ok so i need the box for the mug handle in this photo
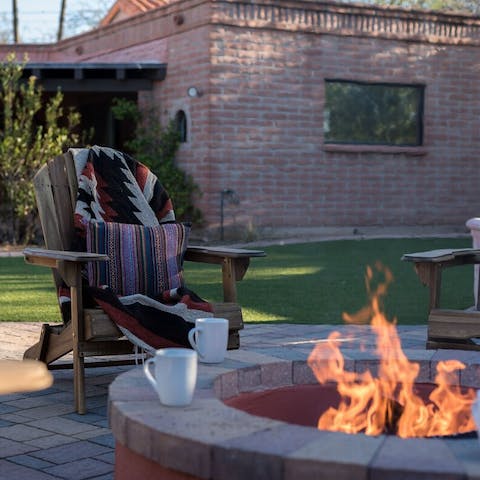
[188,327,204,360]
[143,357,157,389]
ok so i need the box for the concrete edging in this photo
[108,324,480,480]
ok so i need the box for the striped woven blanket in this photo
[59,146,212,350]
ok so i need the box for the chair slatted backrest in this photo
[33,152,78,293]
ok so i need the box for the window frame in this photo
[323,79,425,148]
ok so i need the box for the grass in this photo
[0,236,474,325]
[0,256,62,322]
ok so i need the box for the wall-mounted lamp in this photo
[187,86,203,98]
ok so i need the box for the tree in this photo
[0,1,112,44]
[0,11,11,43]
[0,53,81,244]
[356,0,480,14]
[11,0,18,42]
[63,1,112,38]
[58,0,67,41]
[111,98,203,225]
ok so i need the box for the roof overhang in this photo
[21,62,167,92]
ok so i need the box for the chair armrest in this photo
[184,245,265,303]
[185,245,265,263]
[184,245,265,281]
[402,248,480,311]
[402,248,480,263]
[23,247,109,268]
[23,247,109,289]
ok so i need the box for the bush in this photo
[111,97,202,224]
[0,53,81,244]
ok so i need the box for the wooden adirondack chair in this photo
[23,151,265,413]
[402,248,480,350]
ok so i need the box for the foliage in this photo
[359,0,480,14]
[63,1,113,39]
[0,12,10,43]
[111,97,202,224]
[0,1,112,43]
[325,81,422,146]
[0,53,81,244]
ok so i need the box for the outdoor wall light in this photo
[187,86,203,98]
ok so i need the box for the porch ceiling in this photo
[22,62,167,92]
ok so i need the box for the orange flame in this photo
[307,263,476,438]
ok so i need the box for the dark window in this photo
[324,80,424,146]
[175,110,187,143]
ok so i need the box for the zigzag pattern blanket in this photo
[72,145,175,241]
[60,146,212,351]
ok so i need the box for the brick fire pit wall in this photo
[108,324,480,480]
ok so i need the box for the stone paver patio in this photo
[1,322,480,479]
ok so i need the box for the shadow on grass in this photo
[186,237,474,325]
[1,236,475,325]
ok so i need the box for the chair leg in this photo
[73,353,86,414]
[69,267,86,414]
[221,257,237,303]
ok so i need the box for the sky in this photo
[0,0,116,43]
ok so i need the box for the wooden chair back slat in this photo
[47,154,76,252]
[33,153,80,299]
[33,163,62,251]
[64,151,79,213]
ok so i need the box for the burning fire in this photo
[307,262,476,438]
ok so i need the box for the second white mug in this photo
[143,347,197,406]
[188,317,229,363]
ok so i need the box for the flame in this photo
[307,263,476,438]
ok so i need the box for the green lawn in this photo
[0,256,62,322]
[0,236,474,325]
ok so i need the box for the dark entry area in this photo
[62,92,137,149]
[23,62,167,150]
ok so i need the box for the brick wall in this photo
[3,0,480,239]
[201,1,480,237]
[205,26,480,233]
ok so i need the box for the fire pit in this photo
[109,324,480,480]
[299,264,477,439]
[224,382,476,437]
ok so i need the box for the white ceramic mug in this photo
[143,348,197,406]
[188,317,229,363]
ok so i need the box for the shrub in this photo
[111,97,202,225]
[0,53,81,244]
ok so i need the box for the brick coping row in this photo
[108,325,480,480]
